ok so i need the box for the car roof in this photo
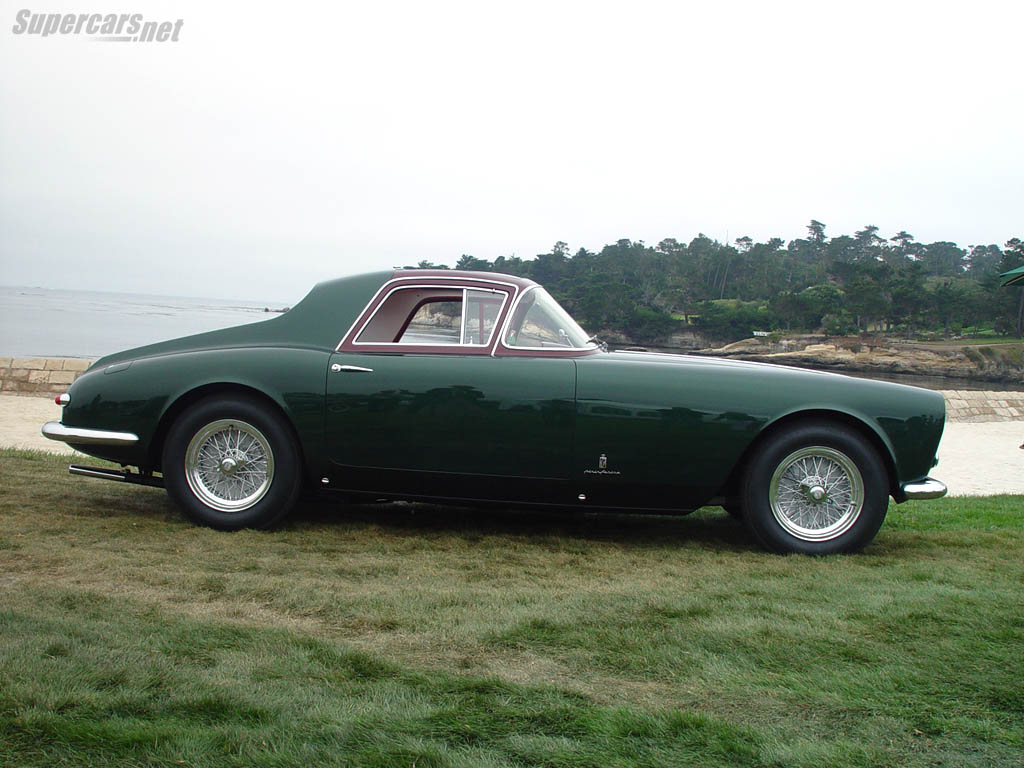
[92,269,540,366]
[391,269,537,290]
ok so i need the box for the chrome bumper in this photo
[901,477,947,500]
[41,421,139,447]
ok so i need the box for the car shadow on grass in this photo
[47,482,755,552]
[289,498,757,551]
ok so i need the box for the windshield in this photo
[503,288,595,349]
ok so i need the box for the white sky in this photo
[1,0,1021,304]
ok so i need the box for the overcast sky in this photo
[1,0,1021,304]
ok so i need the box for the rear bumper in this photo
[901,477,947,500]
[41,421,139,447]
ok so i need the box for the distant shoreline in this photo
[0,284,290,308]
[0,285,283,360]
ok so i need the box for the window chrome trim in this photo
[346,286,512,352]
[496,285,598,353]
[458,288,466,345]
[337,276,519,353]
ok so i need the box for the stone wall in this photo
[938,391,1024,423]
[2,357,1024,423]
[0,357,94,396]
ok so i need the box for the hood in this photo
[608,349,838,377]
[599,349,941,400]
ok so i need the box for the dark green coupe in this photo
[42,270,947,554]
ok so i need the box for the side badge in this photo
[585,453,621,476]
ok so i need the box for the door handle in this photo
[331,364,374,373]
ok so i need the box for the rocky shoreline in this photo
[682,335,1024,386]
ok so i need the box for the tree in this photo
[887,231,919,265]
[658,238,698,323]
[928,279,972,337]
[855,225,882,243]
[890,230,915,251]
[853,225,885,263]
[389,224,1019,343]
[966,244,1004,280]
[889,262,928,336]
[455,255,490,271]
[918,241,966,277]
[800,284,845,329]
[842,261,891,331]
[999,238,1024,336]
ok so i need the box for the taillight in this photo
[56,393,70,406]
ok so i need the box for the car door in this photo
[324,280,577,502]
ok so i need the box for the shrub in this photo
[693,300,777,342]
[962,347,985,367]
[622,307,682,343]
[822,311,857,336]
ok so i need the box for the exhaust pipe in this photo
[69,464,164,488]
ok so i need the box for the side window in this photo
[462,290,504,345]
[356,288,462,343]
[400,299,461,344]
[354,286,508,347]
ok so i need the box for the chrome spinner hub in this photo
[800,477,827,503]
[768,446,866,542]
[184,419,275,513]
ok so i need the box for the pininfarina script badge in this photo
[584,453,621,476]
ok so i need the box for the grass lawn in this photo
[1,448,1022,767]
[915,338,1023,346]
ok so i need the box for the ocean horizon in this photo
[0,285,290,359]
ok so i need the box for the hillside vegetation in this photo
[414,224,1024,344]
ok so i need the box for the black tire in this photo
[741,420,889,555]
[162,395,303,530]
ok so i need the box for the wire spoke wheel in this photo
[184,419,275,512]
[768,446,864,542]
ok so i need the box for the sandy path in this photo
[2,393,1021,497]
[2,393,80,454]
[934,422,1024,496]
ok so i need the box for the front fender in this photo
[759,387,944,487]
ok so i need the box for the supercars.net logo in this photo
[11,9,184,42]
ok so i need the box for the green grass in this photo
[2,448,1023,766]
[915,337,1023,347]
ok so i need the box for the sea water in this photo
[0,285,287,359]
